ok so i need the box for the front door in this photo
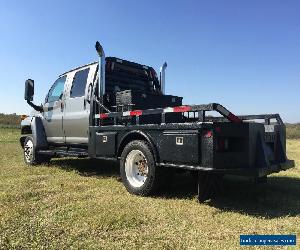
[42,75,67,144]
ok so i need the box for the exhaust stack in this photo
[159,62,167,94]
[95,41,105,101]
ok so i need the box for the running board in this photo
[38,149,88,158]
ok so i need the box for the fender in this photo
[31,117,48,149]
[117,130,160,162]
[20,116,48,150]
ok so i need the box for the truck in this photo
[20,41,294,202]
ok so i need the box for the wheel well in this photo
[21,126,32,135]
[117,132,158,161]
[20,126,32,148]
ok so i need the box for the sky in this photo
[0,0,299,122]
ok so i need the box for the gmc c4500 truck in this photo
[20,41,294,202]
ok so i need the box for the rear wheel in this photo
[23,137,51,165]
[120,140,160,196]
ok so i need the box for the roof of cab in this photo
[59,61,97,77]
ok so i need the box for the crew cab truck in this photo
[20,41,294,202]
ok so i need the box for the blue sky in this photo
[0,0,299,122]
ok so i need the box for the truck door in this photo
[42,75,67,144]
[63,64,97,144]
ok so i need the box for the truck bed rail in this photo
[205,113,283,125]
[95,103,243,125]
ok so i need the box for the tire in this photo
[23,136,51,165]
[120,140,160,196]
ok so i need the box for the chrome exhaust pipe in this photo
[95,41,105,101]
[160,62,167,94]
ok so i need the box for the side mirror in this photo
[25,79,34,101]
[24,79,42,112]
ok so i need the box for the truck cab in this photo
[23,55,169,147]
[42,63,97,145]
[41,63,92,145]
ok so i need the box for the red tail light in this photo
[204,130,213,138]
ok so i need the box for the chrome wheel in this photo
[24,139,34,163]
[125,150,148,188]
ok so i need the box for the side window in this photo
[46,76,66,103]
[70,68,90,98]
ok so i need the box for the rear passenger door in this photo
[63,65,95,144]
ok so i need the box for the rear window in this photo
[70,68,90,98]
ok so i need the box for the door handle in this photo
[84,99,86,110]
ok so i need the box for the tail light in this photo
[204,130,213,138]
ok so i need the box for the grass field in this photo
[0,127,299,249]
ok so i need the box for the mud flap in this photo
[275,131,287,163]
[256,132,270,169]
[255,131,287,176]
[197,172,223,202]
[31,117,48,150]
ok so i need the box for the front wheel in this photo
[23,137,51,165]
[120,140,160,196]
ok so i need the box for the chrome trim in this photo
[159,62,167,94]
[95,41,106,100]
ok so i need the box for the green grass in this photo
[0,127,20,142]
[0,113,20,128]
[0,128,299,249]
[286,123,300,139]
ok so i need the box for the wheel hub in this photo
[125,150,148,188]
[137,160,147,176]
